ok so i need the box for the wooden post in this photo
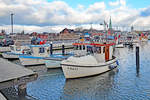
[62,44,65,55]
[136,46,140,73]
[50,43,53,55]
[18,83,27,98]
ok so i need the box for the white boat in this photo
[139,35,148,42]
[148,35,150,40]
[140,38,148,42]
[0,46,11,53]
[2,45,30,59]
[61,42,119,79]
[115,37,124,48]
[115,44,124,48]
[19,44,50,66]
[44,53,73,69]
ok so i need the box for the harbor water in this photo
[4,41,150,100]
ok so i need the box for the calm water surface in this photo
[13,42,150,100]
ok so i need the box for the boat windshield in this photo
[10,46,14,51]
[16,46,21,51]
[39,47,45,53]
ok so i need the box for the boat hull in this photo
[61,58,118,79]
[115,44,124,48]
[0,47,10,53]
[45,60,61,68]
[141,38,148,42]
[2,53,19,59]
[19,57,45,66]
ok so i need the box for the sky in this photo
[0,0,150,33]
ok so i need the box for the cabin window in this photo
[16,47,21,51]
[87,46,90,53]
[91,47,94,53]
[39,47,45,53]
[103,47,105,53]
[87,46,89,52]
[93,46,97,53]
[83,45,85,50]
[76,45,78,50]
[79,45,82,50]
[10,46,14,51]
[87,46,93,53]
[74,45,78,50]
[99,47,101,53]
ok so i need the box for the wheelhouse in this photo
[29,44,50,57]
[9,45,30,54]
[73,43,115,61]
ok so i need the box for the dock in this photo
[0,92,7,100]
[0,58,38,97]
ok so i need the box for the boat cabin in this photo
[29,44,50,57]
[73,43,115,62]
[10,45,30,54]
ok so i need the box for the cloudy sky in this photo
[0,0,150,33]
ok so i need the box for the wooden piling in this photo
[136,46,140,72]
[18,83,27,98]
[62,44,65,55]
[50,43,53,55]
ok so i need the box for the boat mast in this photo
[10,13,14,34]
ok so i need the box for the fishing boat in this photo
[19,44,50,66]
[115,44,124,48]
[61,42,119,79]
[2,45,30,59]
[148,35,150,40]
[44,53,73,69]
[0,46,11,53]
[138,32,148,42]
[139,36,148,42]
[115,35,124,48]
[0,38,14,53]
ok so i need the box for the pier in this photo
[0,92,6,100]
[0,58,38,97]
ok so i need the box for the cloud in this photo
[77,4,84,10]
[109,0,120,6]
[87,2,105,12]
[120,0,126,6]
[140,7,150,17]
[0,0,150,33]
[109,0,126,7]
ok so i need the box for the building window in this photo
[39,47,45,53]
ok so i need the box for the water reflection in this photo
[62,69,118,100]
